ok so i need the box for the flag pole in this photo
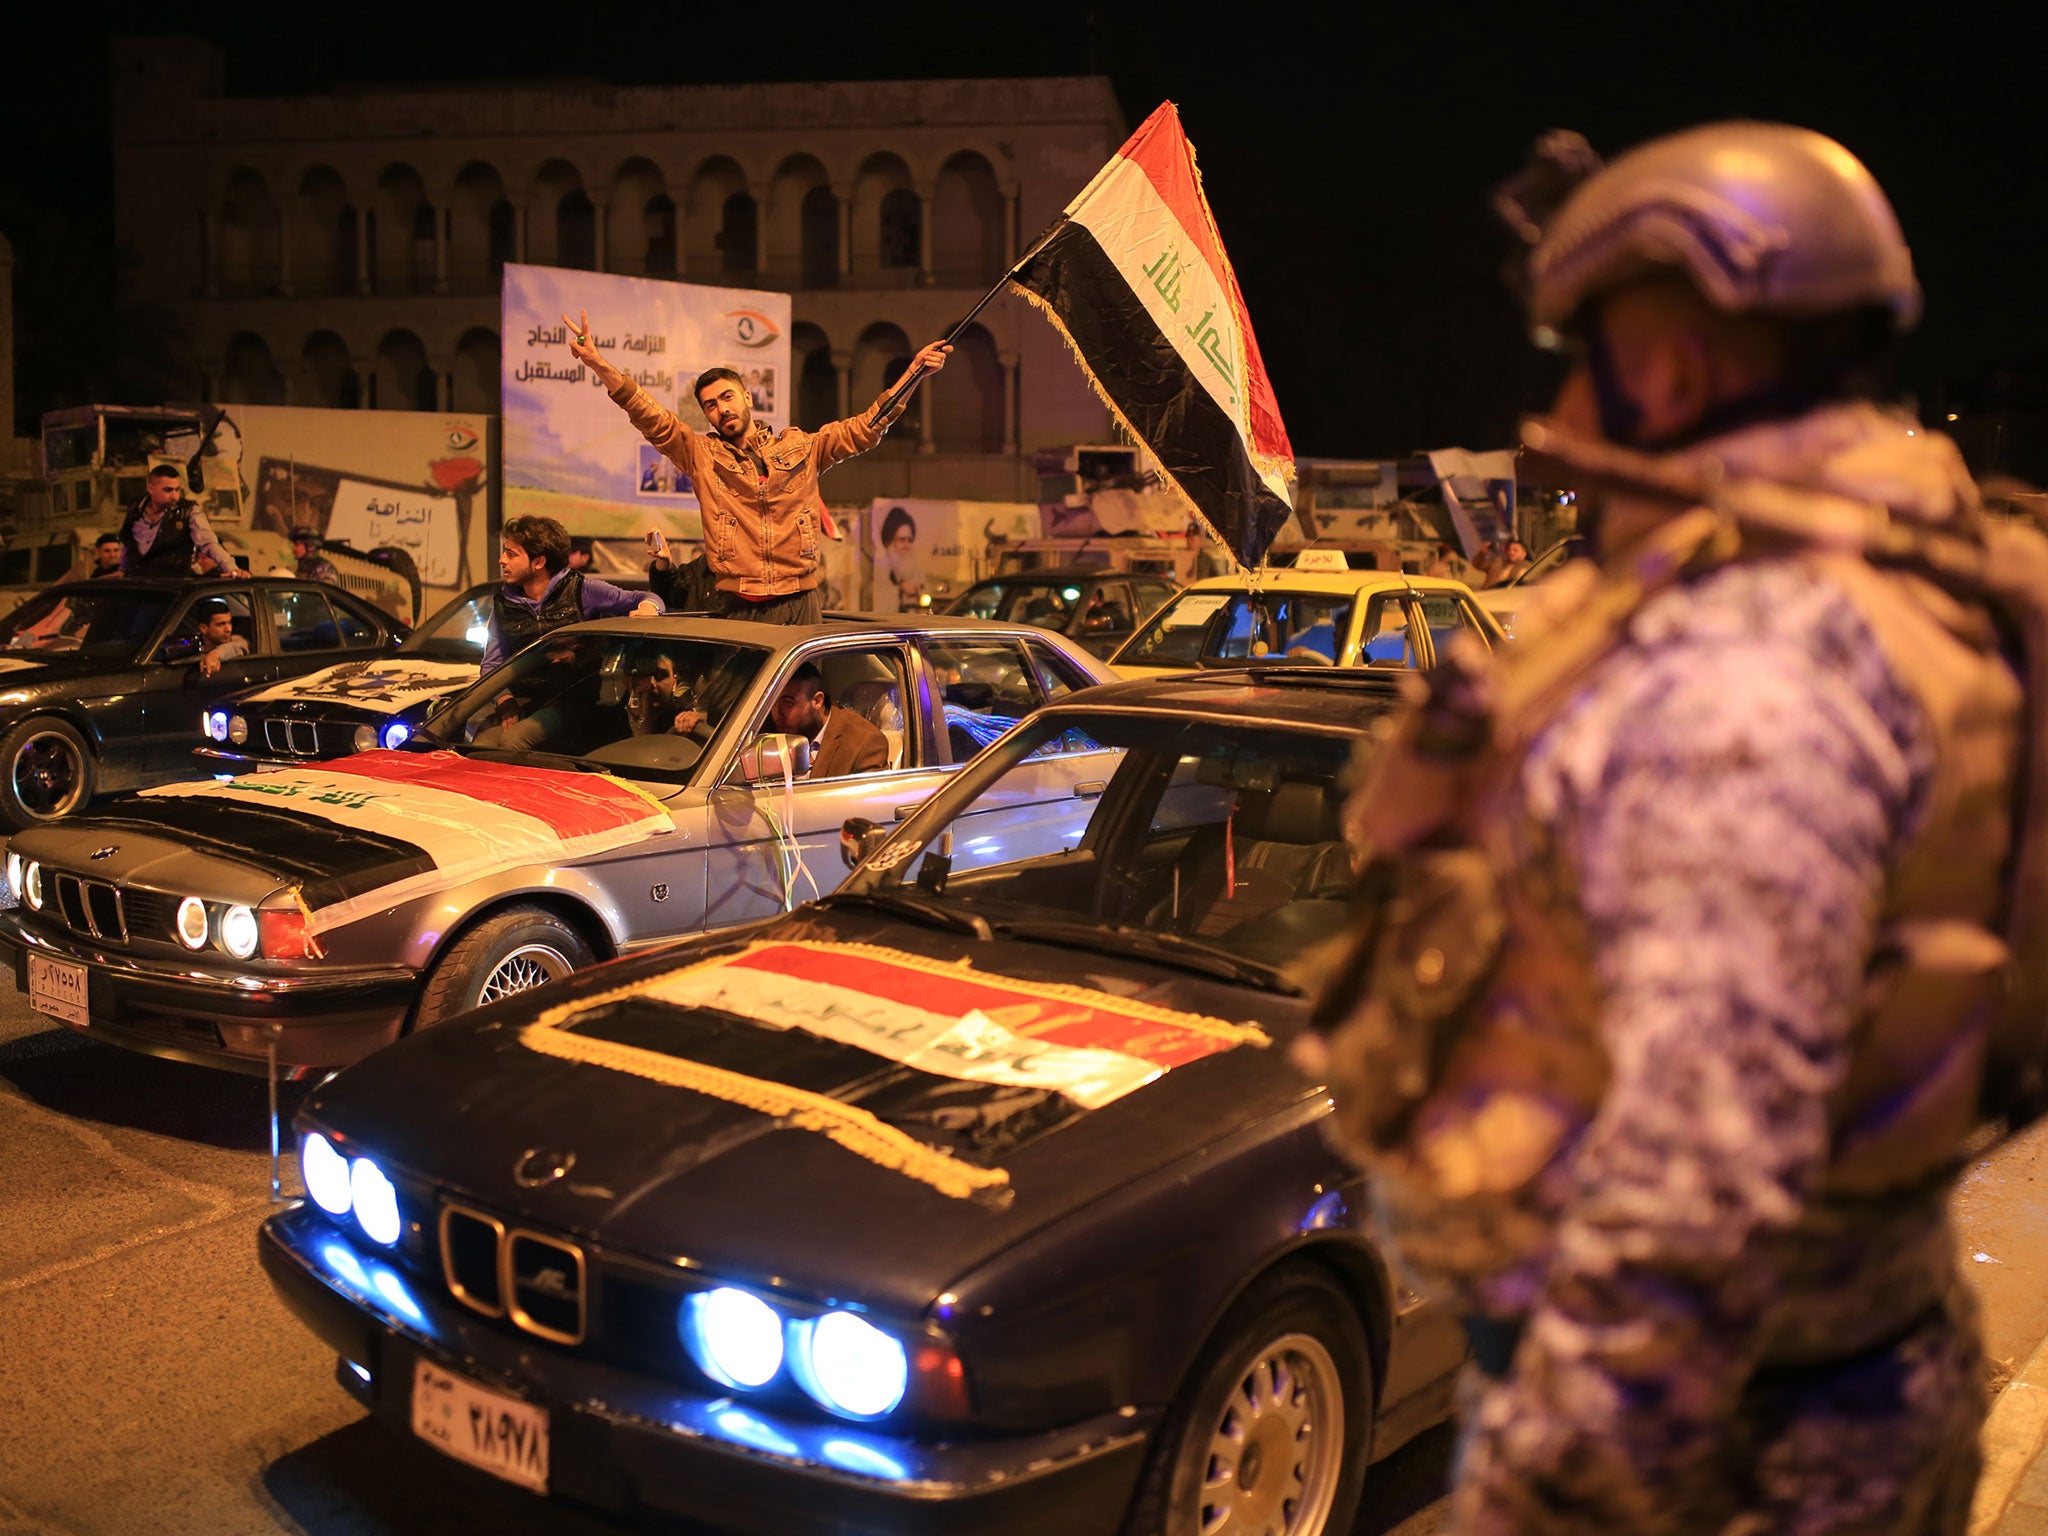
[868,217,1069,426]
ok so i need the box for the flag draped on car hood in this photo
[1010,102,1295,569]
[138,751,671,931]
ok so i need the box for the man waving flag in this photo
[1010,103,1295,568]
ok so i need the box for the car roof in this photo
[1049,667,1410,731]
[556,610,1107,645]
[969,567,1170,585]
[1180,569,1480,598]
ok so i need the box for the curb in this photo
[1973,1332,2048,1534]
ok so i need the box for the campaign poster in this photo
[865,498,1040,613]
[501,264,791,541]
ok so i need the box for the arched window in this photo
[487,198,516,274]
[645,193,676,275]
[880,188,920,269]
[801,185,839,288]
[720,191,758,273]
[558,189,596,271]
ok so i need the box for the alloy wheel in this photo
[475,943,574,1005]
[1196,1331,1345,1536]
[13,731,86,818]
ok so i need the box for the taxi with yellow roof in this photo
[1107,549,1504,679]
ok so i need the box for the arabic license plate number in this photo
[411,1358,549,1493]
[26,954,88,1027]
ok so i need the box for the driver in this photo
[767,664,886,779]
[627,652,698,737]
[194,599,249,677]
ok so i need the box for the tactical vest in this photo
[491,571,585,658]
[1325,451,2047,1220]
[121,498,196,576]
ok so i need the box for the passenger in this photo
[767,663,887,779]
[194,599,249,677]
[89,533,124,578]
[481,514,662,675]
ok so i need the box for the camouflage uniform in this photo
[1323,126,2025,1536]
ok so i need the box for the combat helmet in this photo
[1526,122,1921,337]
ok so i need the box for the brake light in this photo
[905,1339,971,1419]
[259,909,320,960]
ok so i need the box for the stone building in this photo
[113,39,1123,503]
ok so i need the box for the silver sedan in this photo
[0,613,1117,1076]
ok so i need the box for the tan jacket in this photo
[610,382,890,598]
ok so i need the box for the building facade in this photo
[113,39,1122,503]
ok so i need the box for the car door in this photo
[703,641,951,928]
[138,589,290,780]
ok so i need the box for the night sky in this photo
[6,1,2045,460]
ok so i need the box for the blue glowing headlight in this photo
[301,1133,353,1216]
[350,1156,402,1246]
[791,1311,908,1419]
[683,1287,785,1389]
[382,722,411,750]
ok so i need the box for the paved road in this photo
[8,957,2048,1536]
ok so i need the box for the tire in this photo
[1122,1265,1374,1536]
[413,904,595,1029]
[0,717,97,832]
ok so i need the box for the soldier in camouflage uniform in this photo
[1316,124,2033,1535]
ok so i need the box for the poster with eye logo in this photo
[500,263,791,539]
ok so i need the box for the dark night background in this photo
[4,0,2045,475]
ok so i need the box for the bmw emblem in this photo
[513,1147,575,1187]
[90,846,118,861]
[650,883,669,903]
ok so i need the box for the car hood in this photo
[306,909,1315,1316]
[23,751,675,916]
[229,657,479,717]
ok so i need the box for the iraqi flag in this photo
[1011,103,1295,568]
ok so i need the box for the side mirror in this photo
[159,636,202,664]
[840,816,887,870]
[739,732,811,784]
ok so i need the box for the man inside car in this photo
[768,664,887,779]
[194,599,249,678]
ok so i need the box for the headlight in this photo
[350,1157,402,1246]
[792,1311,908,1419]
[5,852,19,899]
[352,725,377,752]
[228,715,248,745]
[202,710,218,740]
[219,905,259,959]
[175,896,208,948]
[683,1287,785,1389]
[382,722,410,750]
[301,1133,353,1216]
[25,861,45,911]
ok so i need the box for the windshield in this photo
[402,588,492,661]
[428,631,770,783]
[947,579,1082,626]
[860,710,1356,976]
[1117,589,1355,669]
[0,587,173,657]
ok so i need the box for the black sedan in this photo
[197,582,495,771]
[258,670,1465,1536]
[0,576,406,831]
[941,567,1181,659]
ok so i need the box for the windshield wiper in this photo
[812,890,992,940]
[986,919,1299,993]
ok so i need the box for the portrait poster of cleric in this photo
[500,263,791,540]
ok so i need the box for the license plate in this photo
[26,953,88,1028]
[411,1358,549,1493]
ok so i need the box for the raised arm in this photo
[563,309,692,460]
[812,340,954,468]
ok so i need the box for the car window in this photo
[916,637,1044,762]
[1132,579,1177,617]
[155,591,257,661]
[437,632,769,783]
[1413,592,1485,657]
[331,598,379,648]
[267,588,347,652]
[405,590,492,661]
[1077,581,1135,637]
[1119,589,1354,669]
[743,646,914,778]
[1359,594,1418,667]
[0,586,176,657]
